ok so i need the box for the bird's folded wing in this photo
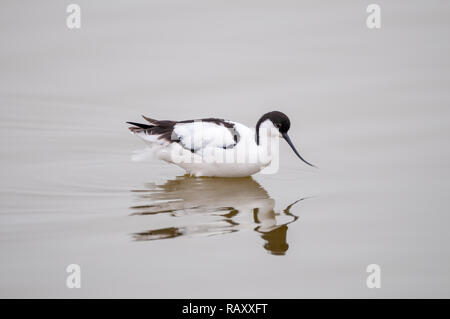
[173,121,239,153]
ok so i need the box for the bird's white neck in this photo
[255,121,280,161]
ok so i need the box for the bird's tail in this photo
[126,122,153,133]
[127,115,158,133]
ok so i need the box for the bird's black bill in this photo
[282,133,316,168]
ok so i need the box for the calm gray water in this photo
[1,1,450,298]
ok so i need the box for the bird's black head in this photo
[258,111,291,134]
[256,111,291,143]
[256,111,315,168]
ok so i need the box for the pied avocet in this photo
[127,111,314,177]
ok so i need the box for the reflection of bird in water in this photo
[130,176,306,255]
[126,111,315,177]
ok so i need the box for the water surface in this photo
[1,1,450,298]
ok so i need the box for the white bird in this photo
[127,111,314,177]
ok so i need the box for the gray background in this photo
[1,0,450,297]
